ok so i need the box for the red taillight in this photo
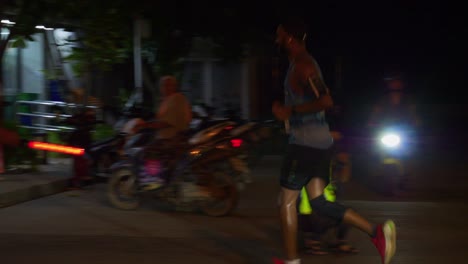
[224,126,234,130]
[230,138,243,148]
[28,141,85,156]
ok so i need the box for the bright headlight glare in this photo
[381,134,401,148]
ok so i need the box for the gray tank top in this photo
[284,56,333,149]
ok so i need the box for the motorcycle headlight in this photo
[380,133,401,148]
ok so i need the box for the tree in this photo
[0,0,139,111]
[136,3,279,81]
[58,0,134,76]
[1,1,281,105]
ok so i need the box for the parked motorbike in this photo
[86,132,127,178]
[107,126,240,217]
[190,104,232,132]
[84,106,152,179]
[56,107,126,179]
[221,120,274,188]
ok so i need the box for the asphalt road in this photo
[1,156,467,264]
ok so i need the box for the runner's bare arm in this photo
[292,61,333,113]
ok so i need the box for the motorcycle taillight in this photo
[28,141,85,156]
[230,139,243,148]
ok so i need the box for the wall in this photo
[20,33,45,98]
[53,29,82,89]
[1,28,17,96]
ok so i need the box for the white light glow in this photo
[36,25,54,31]
[381,134,401,148]
[1,19,16,25]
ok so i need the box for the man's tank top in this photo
[284,56,333,149]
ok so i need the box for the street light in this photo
[1,20,54,30]
[1,19,15,25]
[35,25,54,31]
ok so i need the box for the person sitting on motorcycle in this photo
[133,76,192,190]
[135,75,192,140]
[367,72,421,191]
[368,73,420,128]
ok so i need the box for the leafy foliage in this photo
[1,1,281,89]
[57,1,134,76]
[1,0,135,77]
[2,120,39,170]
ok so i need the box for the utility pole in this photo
[133,17,143,104]
[133,17,151,105]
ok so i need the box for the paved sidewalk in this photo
[0,152,466,209]
[1,156,468,263]
[259,155,468,202]
[0,158,72,208]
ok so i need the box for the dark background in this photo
[143,1,466,105]
[258,1,466,141]
[56,1,468,143]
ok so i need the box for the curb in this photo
[0,177,69,208]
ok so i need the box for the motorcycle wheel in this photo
[107,169,140,210]
[199,169,238,217]
[95,152,118,179]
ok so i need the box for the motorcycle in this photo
[221,120,274,189]
[107,125,240,217]
[62,110,135,180]
[190,103,233,132]
[372,124,414,196]
[113,106,153,134]
[89,106,154,178]
[86,132,127,178]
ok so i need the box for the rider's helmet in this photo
[382,71,410,107]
